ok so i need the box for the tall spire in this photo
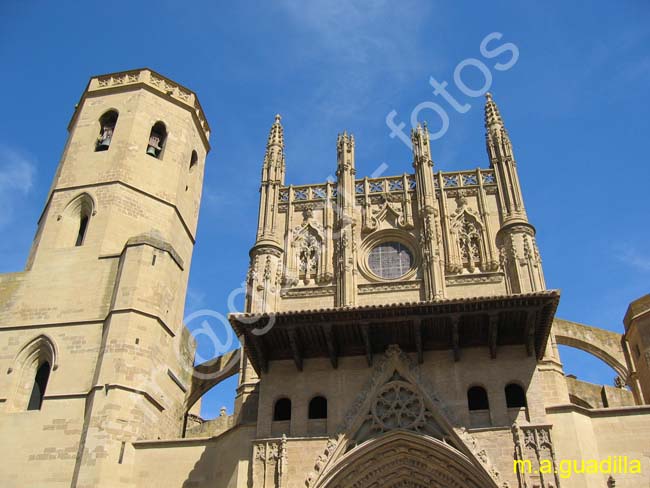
[248,114,287,318]
[262,114,285,185]
[484,93,514,165]
[486,94,544,293]
[484,92,504,132]
[255,114,286,243]
[267,114,284,149]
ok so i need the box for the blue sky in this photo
[1,1,649,418]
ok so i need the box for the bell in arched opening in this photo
[147,121,167,158]
[95,110,118,152]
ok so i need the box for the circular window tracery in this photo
[371,381,425,431]
[368,242,413,279]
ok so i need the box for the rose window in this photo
[367,242,413,279]
[371,381,424,431]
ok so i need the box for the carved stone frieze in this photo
[358,281,422,294]
[281,286,335,298]
[251,245,283,259]
[446,273,503,286]
[446,188,478,198]
[512,423,560,488]
[294,201,326,212]
[253,436,288,488]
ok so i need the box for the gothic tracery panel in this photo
[451,211,486,274]
[288,222,329,287]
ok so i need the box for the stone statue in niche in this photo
[299,234,320,285]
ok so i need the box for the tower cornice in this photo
[69,68,211,151]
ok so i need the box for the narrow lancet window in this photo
[75,214,89,247]
[27,361,51,411]
[189,150,198,172]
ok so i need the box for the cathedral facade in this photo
[0,69,648,487]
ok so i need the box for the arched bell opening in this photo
[95,109,118,151]
[147,121,167,159]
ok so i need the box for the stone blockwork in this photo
[1,71,649,488]
[624,294,650,404]
[0,68,209,487]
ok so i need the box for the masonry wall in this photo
[0,70,209,488]
[548,407,650,487]
[257,346,542,439]
[0,322,101,487]
[132,424,256,488]
[248,342,650,488]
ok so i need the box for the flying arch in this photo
[552,318,629,380]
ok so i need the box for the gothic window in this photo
[273,398,291,421]
[467,386,489,411]
[75,214,89,247]
[308,396,327,419]
[505,383,527,408]
[457,215,482,272]
[59,193,94,248]
[27,361,51,410]
[368,242,413,279]
[8,335,57,412]
[371,381,424,431]
[95,110,118,151]
[147,121,167,159]
[189,150,198,172]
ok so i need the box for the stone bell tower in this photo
[0,69,211,487]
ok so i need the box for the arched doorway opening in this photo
[315,430,496,488]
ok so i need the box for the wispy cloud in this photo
[617,246,650,273]
[202,186,222,209]
[185,286,208,314]
[279,0,431,65]
[0,143,36,229]
[277,0,440,117]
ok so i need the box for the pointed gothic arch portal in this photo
[315,430,495,488]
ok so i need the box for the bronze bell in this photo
[147,132,162,157]
[97,135,111,150]
[96,126,114,151]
